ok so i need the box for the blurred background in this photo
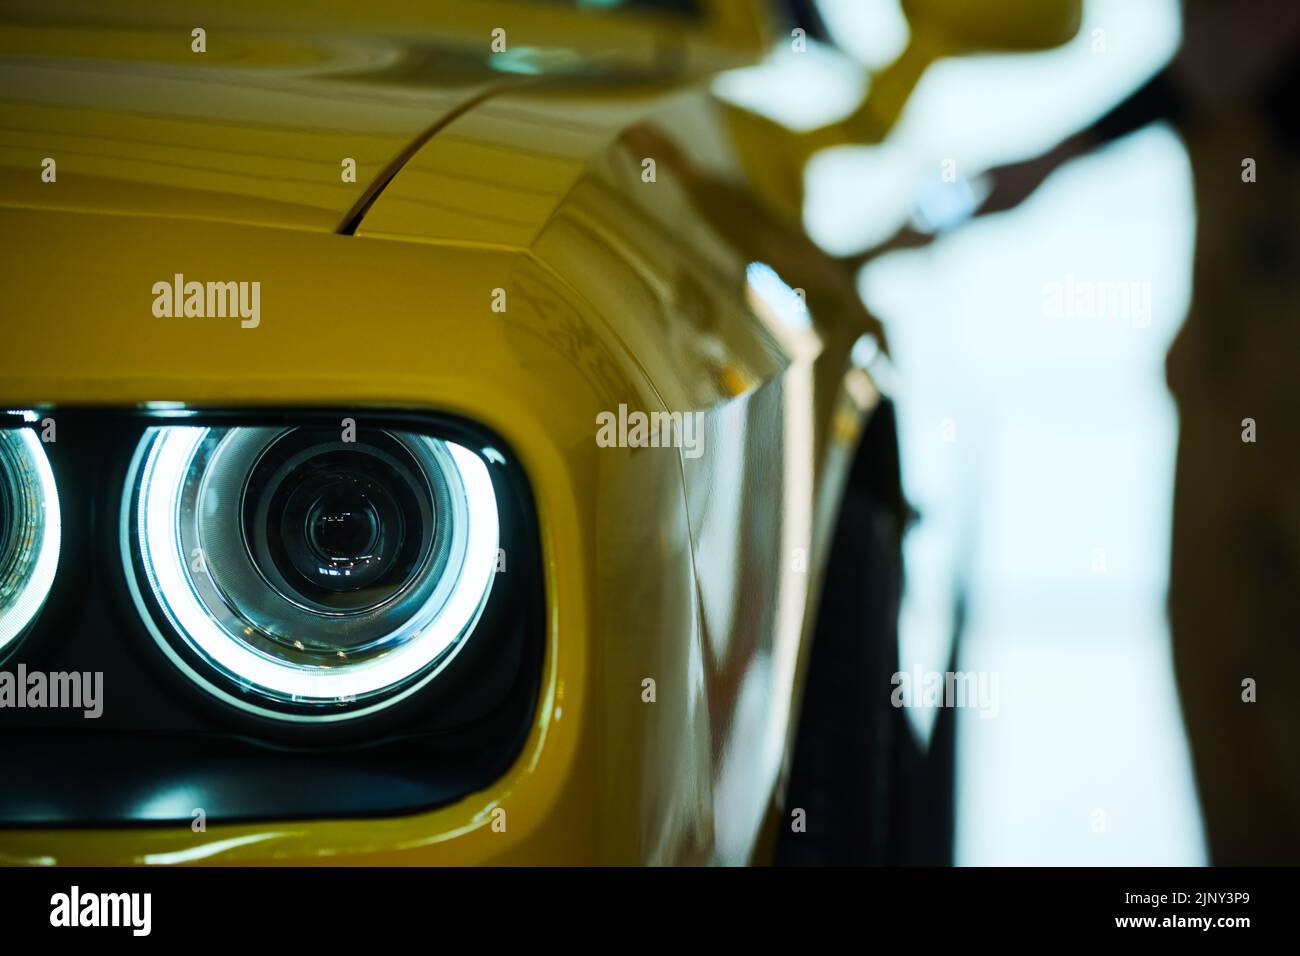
[717,0,1205,864]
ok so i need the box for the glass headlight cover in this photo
[124,425,500,721]
[0,427,61,655]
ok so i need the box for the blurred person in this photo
[893,0,1300,864]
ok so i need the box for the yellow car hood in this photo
[0,0,773,234]
[0,18,512,233]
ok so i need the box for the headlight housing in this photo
[0,426,60,657]
[1,407,542,824]
[125,424,500,721]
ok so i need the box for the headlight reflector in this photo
[0,428,60,654]
[126,425,499,720]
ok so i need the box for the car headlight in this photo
[0,427,61,656]
[124,424,499,721]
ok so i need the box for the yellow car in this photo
[0,0,1078,866]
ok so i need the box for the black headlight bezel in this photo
[0,406,545,827]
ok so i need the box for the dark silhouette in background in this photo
[897,0,1300,864]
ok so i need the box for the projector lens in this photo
[126,425,499,720]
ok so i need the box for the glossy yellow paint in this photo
[0,1,884,865]
[0,20,503,231]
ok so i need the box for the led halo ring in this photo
[0,427,61,655]
[122,425,499,722]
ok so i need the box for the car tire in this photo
[775,401,954,866]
